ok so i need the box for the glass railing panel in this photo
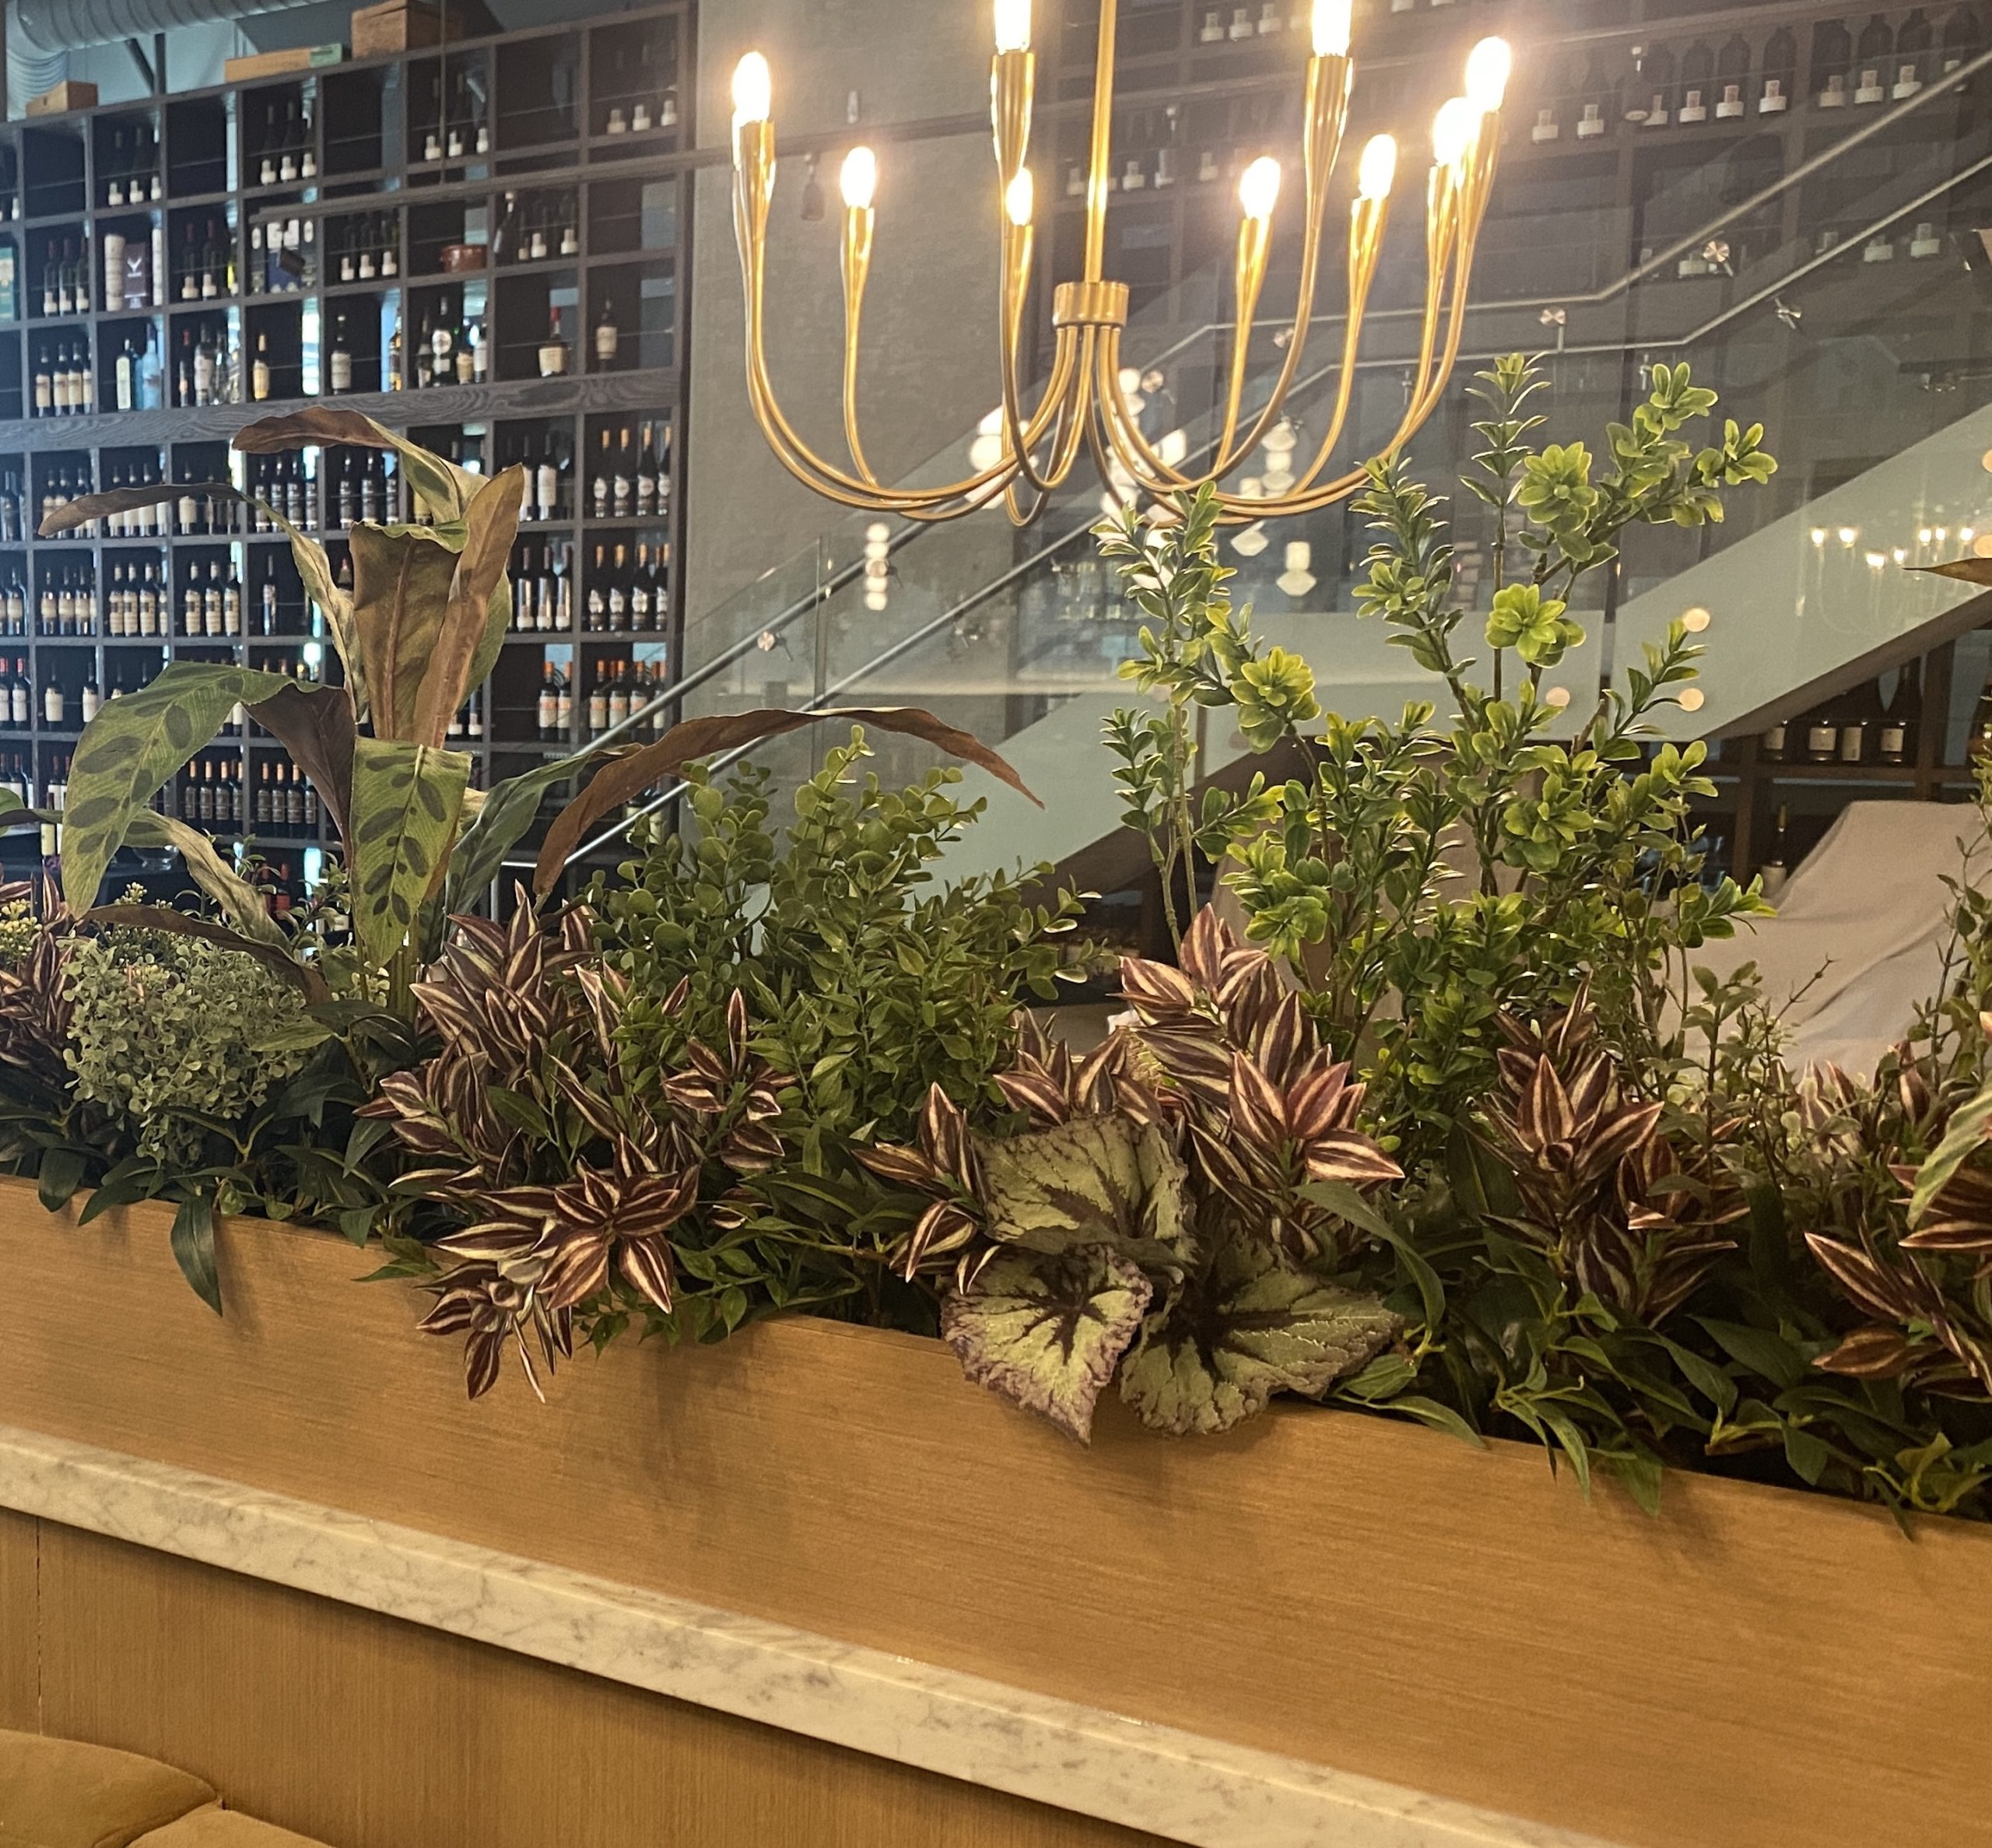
[590,79,1992,876]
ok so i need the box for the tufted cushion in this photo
[0,1731,213,1848]
[132,1809,329,1848]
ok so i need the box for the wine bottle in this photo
[252,331,272,402]
[538,306,568,377]
[591,430,613,519]
[1678,40,1715,123]
[1716,33,1752,119]
[1762,804,1792,896]
[329,312,352,394]
[594,296,620,369]
[1880,659,1924,763]
[1814,16,1855,105]
[1896,7,1934,94]
[1856,13,1895,101]
[637,423,660,517]
[1944,4,1983,77]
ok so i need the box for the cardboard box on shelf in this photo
[24,80,98,117]
[224,44,345,82]
[350,0,498,57]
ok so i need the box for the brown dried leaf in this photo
[247,682,356,843]
[532,707,1039,894]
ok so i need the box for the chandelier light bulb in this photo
[840,146,879,210]
[1464,37,1513,113]
[731,52,773,125]
[1239,156,1282,222]
[1005,168,1035,227]
[1311,0,1352,57]
[1432,96,1478,169]
[994,0,1032,54]
[1357,134,1398,201]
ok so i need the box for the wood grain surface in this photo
[1,1184,1988,1848]
[0,1508,37,1731]
[28,1520,1168,1848]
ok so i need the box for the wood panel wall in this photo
[2,1192,1991,1848]
[2,1517,1166,1848]
[0,1508,37,1731]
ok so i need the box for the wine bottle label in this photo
[330,351,352,392]
[595,324,619,362]
[1880,724,1907,759]
[1807,722,1838,758]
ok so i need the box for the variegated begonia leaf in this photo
[941,1250,1153,1443]
[1120,1239,1402,1436]
[977,1113,1193,1262]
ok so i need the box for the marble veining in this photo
[0,1422,1622,1848]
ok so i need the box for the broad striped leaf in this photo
[232,407,476,521]
[124,811,286,945]
[61,662,299,913]
[414,466,525,749]
[446,744,612,916]
[350,524,461,745]
[349,738,472,965]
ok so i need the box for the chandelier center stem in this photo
[1083,0,1120,282]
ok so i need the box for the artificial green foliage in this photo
[1106,356,1774,1163]
[1074,356,1992,1519]
[1117,1239,1403,1439]
[64,903,315,1169]
[368,731,1092,1392]
[942,1250,1154,1443]
[592,734,1084,1159]
[346,738,473,967]
[0,888,37,971]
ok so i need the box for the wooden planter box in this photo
[1,1176,1987,1848]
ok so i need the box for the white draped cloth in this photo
[1689,801,1985,1077]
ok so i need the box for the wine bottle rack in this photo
[0,0,695,901]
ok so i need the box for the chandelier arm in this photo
[1209,53,1353,479]
[1401,139,1499,433]
[1213,208,1276,476]
[1285,176,1456,499]
[736,133,1056,512]
[749,301,1070,511]
[1094,331,1203,498]
[872,338,1090,525]
[840,205,882,486]
[1274,194,1390,496]
[998,221,1068,497]
[1029,328,1093,493]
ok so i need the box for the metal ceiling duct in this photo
[13,0,324,55]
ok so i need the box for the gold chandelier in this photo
[728,2,1510,525]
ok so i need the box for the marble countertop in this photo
[0,1422,1622,1848]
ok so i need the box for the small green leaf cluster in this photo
[64,900,315,1169]
[594,731,1085,1156]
